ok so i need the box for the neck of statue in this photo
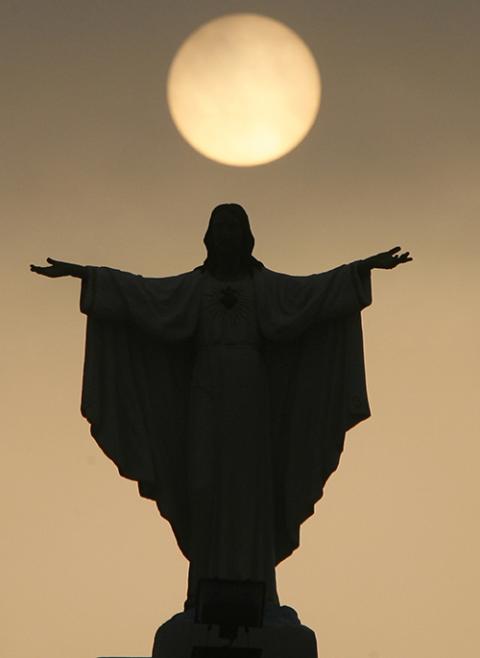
[210,254,249,281]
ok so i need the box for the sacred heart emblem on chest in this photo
[219,286,238,309]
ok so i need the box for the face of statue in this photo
[204,204,254,279]
[210,214,244,256]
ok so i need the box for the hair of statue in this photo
[193,203,264,275]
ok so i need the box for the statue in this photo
[30,203,412,655]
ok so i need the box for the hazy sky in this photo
[2,1,479,657]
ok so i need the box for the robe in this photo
[79,262,372,605]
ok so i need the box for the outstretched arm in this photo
[357,246,413,275]
[30,257,86,279]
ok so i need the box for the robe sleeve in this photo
[256,262,372,564]
[79,266,201,558]
[79,265,200,341]
[256,261,371,342]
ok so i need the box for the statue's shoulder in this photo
[163,269,203,282]
[145,269,203,291]
[254,266,291,282]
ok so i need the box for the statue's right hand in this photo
[30,257,83,278]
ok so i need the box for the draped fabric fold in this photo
[80,262,372,564]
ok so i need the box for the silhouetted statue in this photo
[31,203,412,629]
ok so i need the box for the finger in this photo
[388,246,401,254]
[46,257,56,263]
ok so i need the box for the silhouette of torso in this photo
[186,270,278,607]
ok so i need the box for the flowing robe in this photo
[79,262,372,606]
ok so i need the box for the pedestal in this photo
[152,605,318,658]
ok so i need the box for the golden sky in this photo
[2,1,479,657]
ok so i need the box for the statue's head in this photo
[195,203,264,274]
[205,203,254,257]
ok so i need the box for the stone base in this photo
[152,604,318,657]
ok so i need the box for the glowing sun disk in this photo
[167,14,322,166]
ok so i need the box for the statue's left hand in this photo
[370,246,413,269]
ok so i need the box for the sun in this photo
[167,13,322,167]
